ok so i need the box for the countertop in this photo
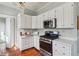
[53,37,77,45]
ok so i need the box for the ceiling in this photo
[0,2,48,11]
[0,2,65,15]
[23,2,48,11]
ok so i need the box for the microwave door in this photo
[44,21,49,28]
[49,21,53,28]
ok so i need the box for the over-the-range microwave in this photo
[43,18,57,29]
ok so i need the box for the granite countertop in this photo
[53,37,77,45]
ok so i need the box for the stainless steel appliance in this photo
[43,18,57,28]
[40,31,59,56]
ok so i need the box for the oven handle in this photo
[40,40,52,44]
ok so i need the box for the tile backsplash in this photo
[38,29,77,41]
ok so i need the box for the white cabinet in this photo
[32,15,43,29]
[43,11,49,20]
[33,36,40,50]
[37,14,44,29]
[49,9,56,19]
[63,3,75,28]
[40,14,44,28]
[56,3,75,28]
[21,36,34,50]
[37,15,41,29]
[32,16,37,29]
[53,40,76,56]
[17,14,32,28]
[56,6,64,28]
[26,15,32,28]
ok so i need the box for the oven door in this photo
[40,41,52,54]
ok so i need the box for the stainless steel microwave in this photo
[43,18,57,29]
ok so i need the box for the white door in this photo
[26,15,32,28]
[63,3,74,28]
[40,14,44,29]
[20,14,26,28]
[37,15,41,29]
[56,6,64,28]
[49,9,56,19]
[34,36,40,50]
[32,16,37,29]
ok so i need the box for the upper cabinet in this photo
[63,3,75,28]
[17,3,76,29]
[17,14,32,29]
[56,3,75,28]
[32,16,37,29]
[56,6,64,28]
[49,9,56,19]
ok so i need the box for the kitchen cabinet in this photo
[17,14,32,29]
[37,15,41,29]
[49,9,56,19]
[43,11,49,21]
[56,6,64,28]
[40,14,44,29]
[56,3,75,28]
[33,36,40,50]
[32,16,37,29]
[53,39,76,56]
[21,36,34,50]
[63,3,75,28]
[32,15,43,29]
[37,14,44,29]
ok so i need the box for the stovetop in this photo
[40,35,59,40]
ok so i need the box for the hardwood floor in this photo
[6,47,43,56]
[21,47,43,56]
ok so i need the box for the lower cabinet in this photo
[21,36,34,50]
[33,36,40,50]
[53,40,76,56]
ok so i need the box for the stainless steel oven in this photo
[40,37,52,56]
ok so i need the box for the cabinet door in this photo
[39,14,44,29]
[49,9,56,19]
[43,12,49,21]
[32,16,37,29]
[34,36,40,50]
[37,15,41,29]
[26,15,32,28]
[56,6,64,28]
[28,36,34,48]
[20,14,26,28]
[63,3,74,28]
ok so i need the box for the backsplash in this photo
[38,29,77,41]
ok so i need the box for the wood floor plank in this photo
[21,47,43,56]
